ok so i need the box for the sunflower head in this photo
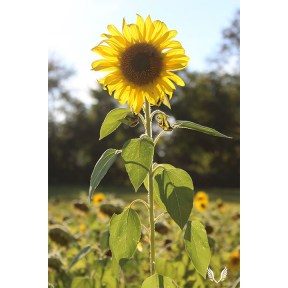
[91,15,189,114]
[194,191,209,212]
[79,224,87,233]
[92,192,106,205]
[228,249,240,271]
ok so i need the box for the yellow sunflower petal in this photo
[107,24,122,37]
[162,77,176,90]
[101,33,111,38]
[143,86,159,105]
[165,62,187,71]
[119,95,129,105]
[104,36,126,51]
[165,56,190,70]
[165,55,190,62]
[91,59,118,71]
[165,71,185,86]
[162,40,183,50]
[101,71,122,87]
[91,45,118,59]
[136,14,146,41]
[97,77,107,90]
[128,24,141,43]
[132,89,144,113]
[158,78,175,95]
[106,79,127,96]
[112,85,129,105]
[154,30,178,48]
[118,94,128,105]
[151,20,168,42]
[122,18,132,43]
[164,48,186,57]
[114,86,126,101]
[144,15,154,41]
[162,94,171,109]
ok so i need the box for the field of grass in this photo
[48,185,240,287]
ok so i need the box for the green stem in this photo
[144,99,156,275]
[138,113,145,127]
[150,109,163,119]
[129,199,150,211]
[154,130,166,146]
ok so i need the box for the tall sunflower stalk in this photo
[89,15,231,286]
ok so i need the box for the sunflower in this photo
[79,224,87,233]
[228,249,240,271]
[194,191,209,212]
[91,15,189,113]
[92,192,106,205]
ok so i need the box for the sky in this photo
[48,0,239,104]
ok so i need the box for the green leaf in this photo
[92,259,107,280]
[102,273,119,288]
[184,221,211,278]
[71,277,93,288]
[155,168,194,229]
[121,136,154,191]
[100,108,131,140]
[144,164,175,211]
[173,120,231,138]
[141,274,178,288]
[100,230,110,250]
[89,148,120,202]
[69,245,91,269]
[109,208,141,263]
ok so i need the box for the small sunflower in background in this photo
[194,191,209,212]
[93,192,106,205]
[228,249,240,271]
[91,15,189,113]
[79,224,87,233]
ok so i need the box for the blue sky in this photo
[48,0,239,104]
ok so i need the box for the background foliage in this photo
[48,191,240,287]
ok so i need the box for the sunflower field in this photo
[48,188,239,288]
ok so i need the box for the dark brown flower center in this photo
[120,43,163,86]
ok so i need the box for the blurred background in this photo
[48,1,240,287]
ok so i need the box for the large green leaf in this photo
[71,277,93,288]
[141,273,178,288]
[121,136,154,191]
[89,149,120,202]
[69,245,91,269]
[109,208,141,263]
[184,221,211,278]
[155,168,194,229]
[100,108,131,140]
[144,164,175,211]
[173,120,231,138]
